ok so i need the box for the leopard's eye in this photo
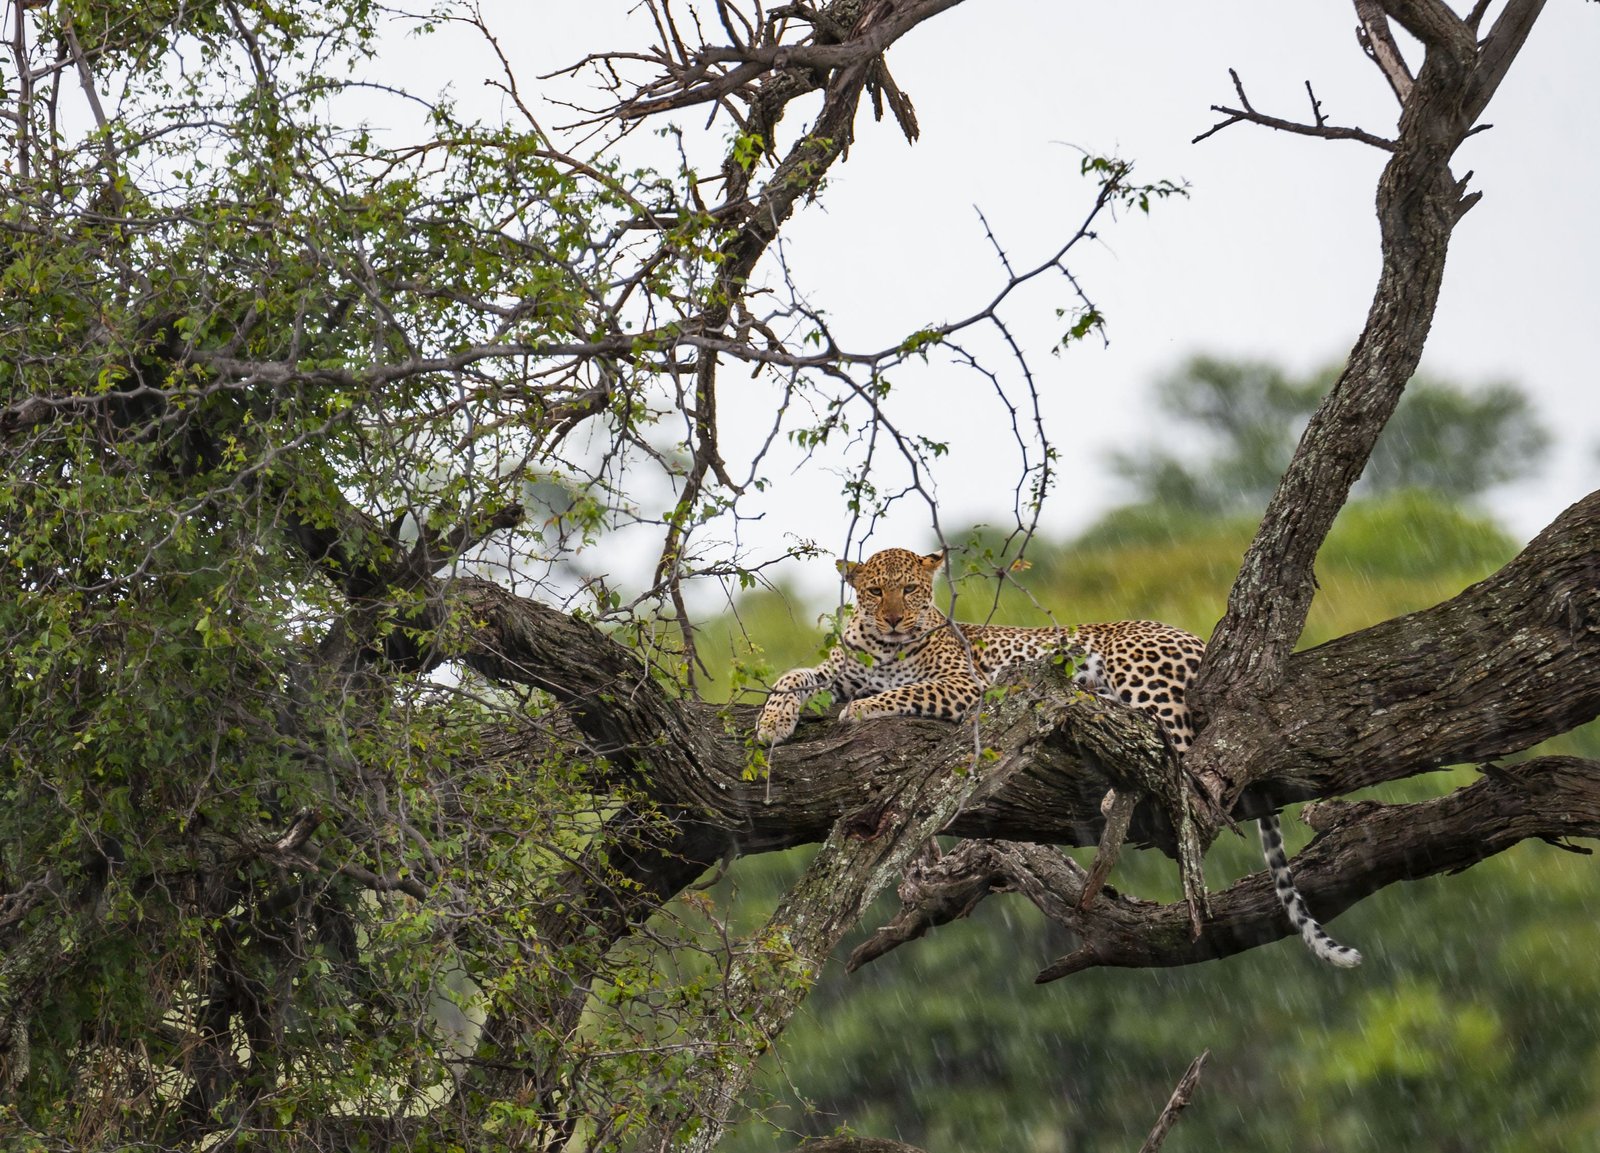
[865,586,884,598]
[902,584,917,595]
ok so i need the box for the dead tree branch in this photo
[1139,1051,1210,1153]
[1192,68,1395,148]
[597,0,967,121]
[1355,0,1415,103]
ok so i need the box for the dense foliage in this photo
[0,1,773,1145]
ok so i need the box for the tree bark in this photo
[442,488,1600,855]
[1191,0,1554,811]
[419,487,1600,985]
[842,754,1600,980]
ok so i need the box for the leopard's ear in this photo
[836,558,860,582]
[920,550,947,573]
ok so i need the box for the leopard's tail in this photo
[1258,814,1362,968]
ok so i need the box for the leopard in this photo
[756,546,1361,969]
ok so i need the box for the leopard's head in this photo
[837,548,946,641]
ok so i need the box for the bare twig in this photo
[60,15,123,201]
[1193,68,1394,149]
[1304,79,1327,127]
[1138,1051,1210,1153]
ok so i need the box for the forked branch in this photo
[1191,68,1394,149]
[581,0,966,122]
[1189,2,1548,808]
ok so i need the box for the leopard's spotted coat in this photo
[756,547,1361,969]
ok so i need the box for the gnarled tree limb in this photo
[1192,2,1560,811]
[844,755,1600,980]
[386,489,1600,992]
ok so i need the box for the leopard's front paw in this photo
[840,699,871,724]
[755,696,800,745]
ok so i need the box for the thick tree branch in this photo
[848,755,1600,978]
[1209,489,1600,803]
[335,485,1600,1009]
[1374,0,1474,54]
[442,488,1600,866]
[1465,0,1549,123]
[1191,10,1544,805]
[1037,754,1600,975]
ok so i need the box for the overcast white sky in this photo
[380,2,1599,586]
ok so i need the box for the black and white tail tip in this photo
[1258,814,1362,969]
